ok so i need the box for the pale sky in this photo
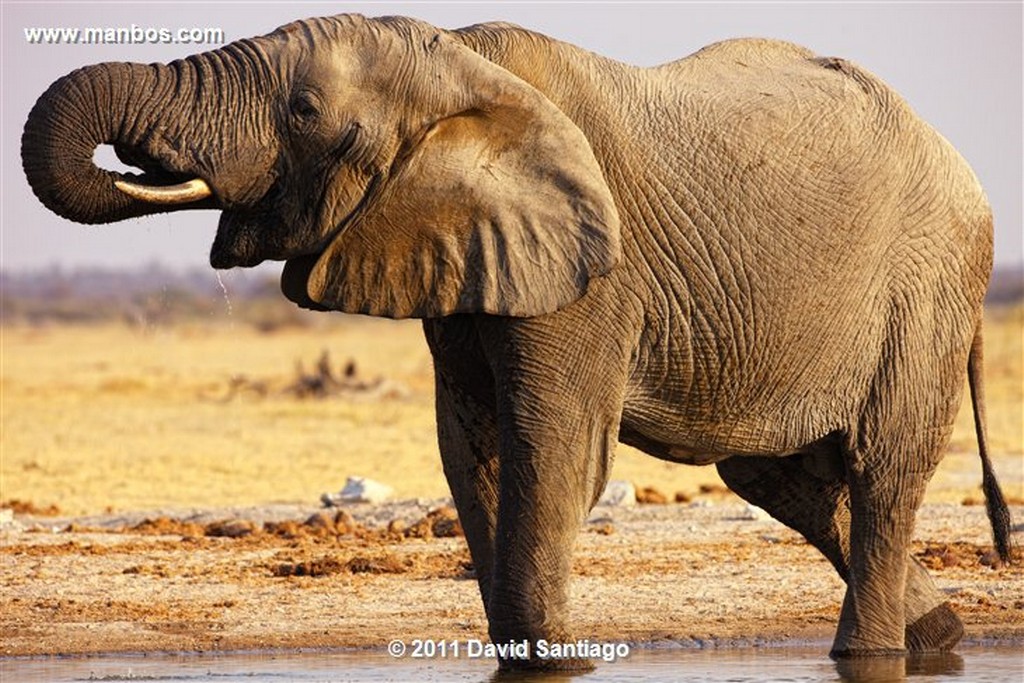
[3,1,1021,275]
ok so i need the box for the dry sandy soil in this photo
[1,307,1022,658]
[1,499,1023,658]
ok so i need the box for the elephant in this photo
[22,13,1012,670]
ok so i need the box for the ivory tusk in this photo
[113,177,212,205]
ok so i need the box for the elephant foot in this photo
[827,647,909,663]
[904,602,964,652]
[489,633,596,673]
[497,654,594,674]
[829,646,907,659]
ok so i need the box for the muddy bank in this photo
[2,500,1021,657]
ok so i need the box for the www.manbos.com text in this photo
[24,25,225,46]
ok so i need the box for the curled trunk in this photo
[24,38,281,233]
[21,62,210,223]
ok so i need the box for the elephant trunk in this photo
[22,39,282,226]
[21,61,209,224]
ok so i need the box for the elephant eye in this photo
[290,91,321,125]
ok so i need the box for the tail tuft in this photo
[968,324,1013,564]
[981,453,1013,563]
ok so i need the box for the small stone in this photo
[979,550,1002,568]
[204,519,255,538]
[321,476,394,505]
[940,551,960,569]
[427,506,463,537]
[741,504,770,521]
[428,505,459,521]
[699,484,729,496]
[264,520,303,538]
[636,486,668,505]
[405,518,433,539]
[598,480,636,507]
[674,491,692,504]
[387,519,408,535]
[432,517,463,538]
[400,507,464,539]
[304,512,335,530]
[333,509,357,534]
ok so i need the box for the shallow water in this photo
[3,644,1021,682]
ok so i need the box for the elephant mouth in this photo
[209,174,323,270]
[275,171,383,311]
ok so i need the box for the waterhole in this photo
[3,643,1021,682]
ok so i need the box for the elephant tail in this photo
[968,322,1013,563]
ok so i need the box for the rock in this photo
[636,486,668,505]
[403,506,464,539]
[940,550,961,568]
[405,517,433,539]
[321,476,394,506]
[597,480,636,507]
[303,511,336,530]
[674,491,692,503]
[426,506,463,538]
[0,508,22,532]
[979,550,1003,568]
[333,509,357,534]
[274,557,345,578]
[741,504,770,521]
[264,520,303,538]
[204,519,256,538]
[699,483,729,496]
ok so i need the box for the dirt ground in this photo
[1,308,1022,657]
[2,499,1022,657]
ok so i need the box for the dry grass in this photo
[2,306,1021,516]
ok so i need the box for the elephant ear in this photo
[301,39,620,318]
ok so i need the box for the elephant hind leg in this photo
[716,450,850,578]
[834,433,942,656]
[715,452,963,652]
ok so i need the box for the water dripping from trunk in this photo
[215,271,234,319]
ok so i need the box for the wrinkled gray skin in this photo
[22,14,1011,670]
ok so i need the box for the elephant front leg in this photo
[486,412,618,671]
[477,319,627,671]
[434,378,501,616]
[426,318,503,618]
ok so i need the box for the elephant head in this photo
[22,15,620,318]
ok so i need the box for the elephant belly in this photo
[617,418,739,466]
[617,393,838,466]
[615,423,723,465]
